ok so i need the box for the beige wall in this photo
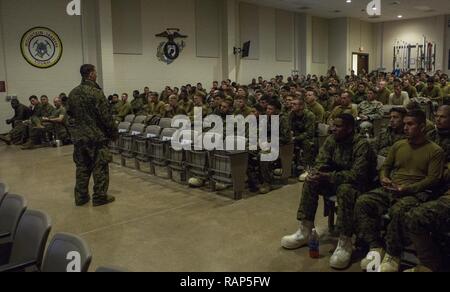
[347,18,376,73]
[112,0,222,95]
[0,0,85,133]
[238,6,295,83]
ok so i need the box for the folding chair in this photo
[41,233,92,273]
[121,124,146,168]
[135,125,162,172]
[110,122,132,164]
[0,209,52,272]
[166,130,199,184]
[149,128,177,177]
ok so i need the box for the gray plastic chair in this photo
[159,118,173,129]
[0,194,27,244]
[0,209,52,272]
[41,233,92,273]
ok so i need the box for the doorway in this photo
[352,53,369,75]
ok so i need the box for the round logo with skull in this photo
[20,27,63,69]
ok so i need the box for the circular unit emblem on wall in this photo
[20,27,63,69]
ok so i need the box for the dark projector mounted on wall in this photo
[234,41,251,58]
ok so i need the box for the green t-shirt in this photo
[381,139,444,194]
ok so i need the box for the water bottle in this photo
[309,228,320,259]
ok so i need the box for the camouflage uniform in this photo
[328,104,358,123]
[404,194,450,271]
[234,106,252,117]
[290,109,316,167]
[131,97,146,115]
[318,94,333,112]
[163,105,187,119]
[377,88,392,105]
[67,79,118,206]
[307,102,325,124]
[143,100,166,117]
[358,100,384,121]
[352,91,367,105]
[441,84,450,104]
[297,134,377,236]
[179,99,194,115]
[421,86,443,103]
[375,127,406,157]
[404,85,418,99]
[6,103,31,144]
[247,113,292,188]
[115,101,132,122]
[416,82,426,93]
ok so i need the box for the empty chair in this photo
[135,125,162,166]
[109,122,132,156]
[166,130,199,183]
[185,133,210,185]
[159,118,173,129]
[41,233,92,273]
[124,115,136,123]
[149,128,177,176]
[0,209,52,272]
[0,194,27,245]
[121,124,146,159]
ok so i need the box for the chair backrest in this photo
[0,194,27,241]
[41,233,92,273]
[8,209,52,268]
[118,122,132,134]
[145,125,162,138]
[159,118,173,129]
[134,115,148,125]
[124,115,136,123]
[160,128,177,141]
[130,124,146,136]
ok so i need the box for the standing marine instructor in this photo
[67,64,118,207]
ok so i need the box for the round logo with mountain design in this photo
[20,27,63,69]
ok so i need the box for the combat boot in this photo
[21,141,35,150]
[281,221,314,250]
[330,236,353,270]
[0,134,11,145]
[380,254,400,272]
[93,195,116,207]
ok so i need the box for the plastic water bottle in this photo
[309,229,320,259]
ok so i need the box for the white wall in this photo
[378,15,446,72]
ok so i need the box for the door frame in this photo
[352,52,369,75]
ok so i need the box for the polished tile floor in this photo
[0,142,361,272]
